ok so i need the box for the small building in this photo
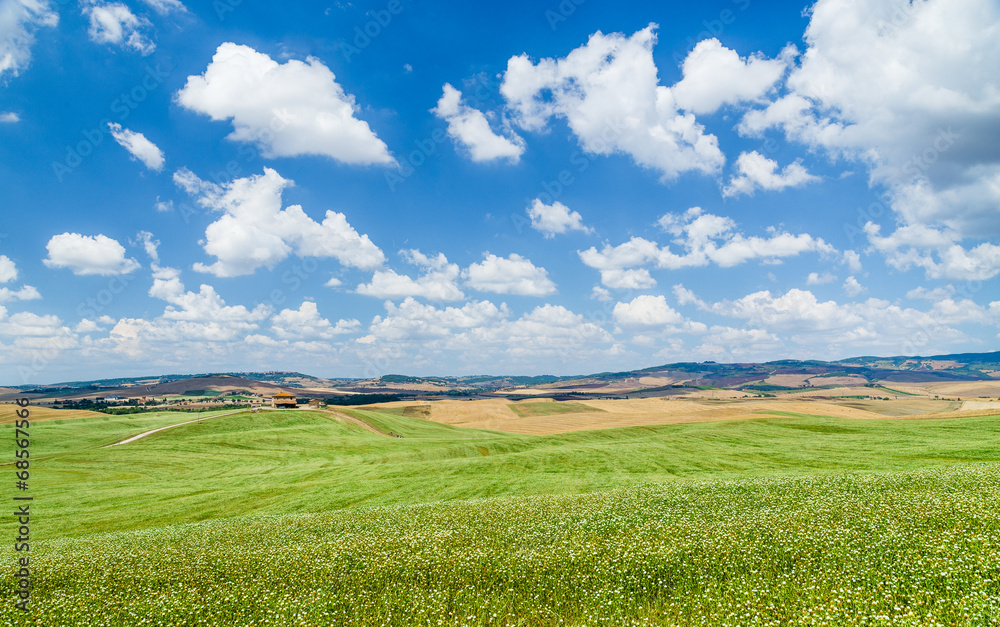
[271,392,297,408]
[308,398,323,408]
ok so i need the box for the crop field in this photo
[507,401,604,418]
[4,403,1000,625]
[381,397,999,435]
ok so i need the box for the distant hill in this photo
[3,350,997,401]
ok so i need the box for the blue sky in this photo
[0,0,998,384]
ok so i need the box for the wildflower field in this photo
[4,407,1000,625]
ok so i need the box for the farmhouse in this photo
[271,392,297,408]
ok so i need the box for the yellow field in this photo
[368,396,1000,435]
[0,405,103,424]
[873,380,1000,398]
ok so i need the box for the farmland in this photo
[2,400,1000,624]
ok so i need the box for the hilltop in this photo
[3,350,997,407]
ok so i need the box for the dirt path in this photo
[319,408,390,436]
[102,409,246,447]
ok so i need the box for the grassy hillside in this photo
[23,407,1000,537]
[7,464,1000,625]
[7,407,1000,625]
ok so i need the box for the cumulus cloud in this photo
[176,42,393,165]
[677,283,994,355]
[722,151,818,197]
[356,250,464,301]
[0,255,40,303]
[580,208,835,288]
[0,307,76,356]
[0,111,19,122]
[842,249,863,273]
[176,167,385,277]
[613,294,684,328]
[271,301,359,340]
[356,297,614,372]
[0,0,57,80]
[463,253,556,296]
[0,285,39,303]
[432,83,524,163]
[672,38,792,115]
[527,198,592,238]
[739,0,1000,276]
[0,255,17,283]
[864,222,1000,280]
[108,123,165,171]
[806,272,835,285]
[500,24,725,180]
[82,2,155,55]
[842,275,865,297]
[43,233,140,276]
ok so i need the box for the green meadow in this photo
[4,407,1000,625]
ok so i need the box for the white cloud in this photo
[176,42,393,165]
[672,283,709,310]
[83,2,155,55]
[906,285,955,301]
[356,297,615,372]
[356,250,464,301]
[0,308,75,351]
[693,326,782,359]
[864,222,1000,280]
[843,275,865,297]
[432,83,524,163]
[43,233,140,276]
[100,264,273,353]
[359,297,509,344]
[0,255,39,303]
[463,253,556,296]
[271,301,359,340]
[500,24,724,180]
[591,285,612,301]
[107,123,165,171]
[176,167,385,277]
[133,230,159,263]
[138,0,186,15]
[740,0,1000,275]
[806,272,835,285]
[0,284,40,303]
[580,208,835,288]
[613,295,684,328]
[0,111,19,122]
[0,0,58,80]
[672,38,792,115]
[154,198,173,212]
[722,150,819,197]
[842,249,863,273]
[0,255,17,283]
[677,284,995,355]
[527,198,592,238]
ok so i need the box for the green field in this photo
[5,407,1000,625]
[507,401,606,418]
